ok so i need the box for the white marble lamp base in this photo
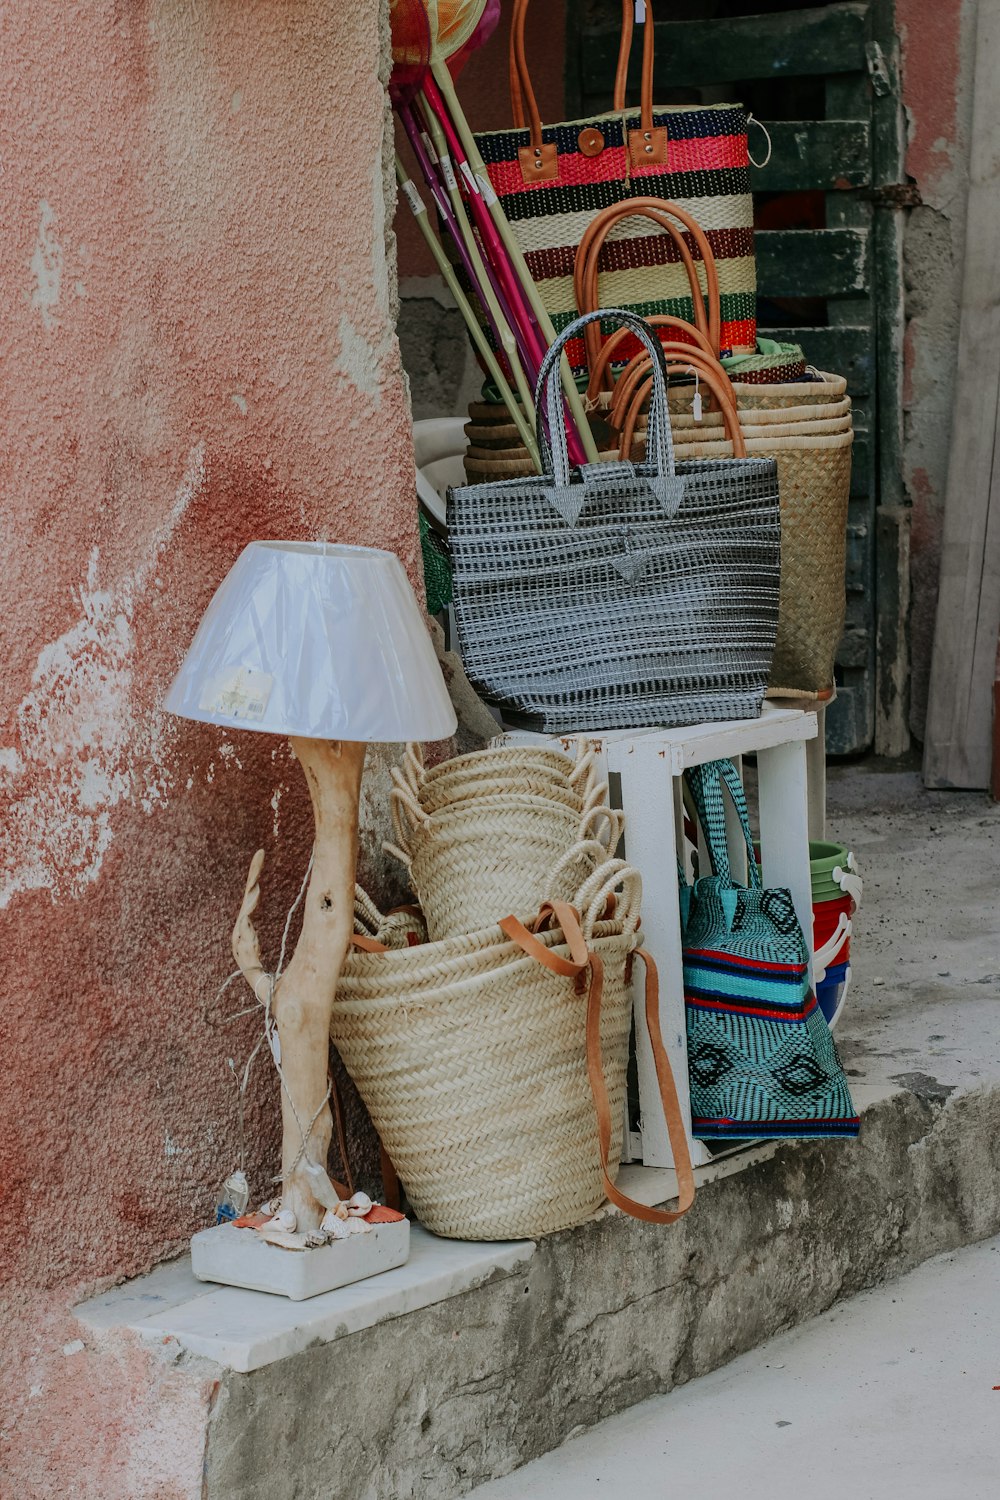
[191,1219,410,1300]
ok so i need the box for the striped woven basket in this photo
[474,0,756,372]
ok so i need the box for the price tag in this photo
[439,153,458,192]
[459,158,480,195]
[635,0,647,21]
[476,172,499,206]
[199,668,273,722]
[401,179,426,216]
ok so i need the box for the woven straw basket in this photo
[388,742,621,942]
[667,430,854,693]
[334,867,640,1239]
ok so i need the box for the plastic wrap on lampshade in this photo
[164,541,457,743]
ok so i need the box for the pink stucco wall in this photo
[1,3,414,1492]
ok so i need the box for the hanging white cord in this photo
[747,114,773,170]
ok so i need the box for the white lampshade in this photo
[164,541,457,742]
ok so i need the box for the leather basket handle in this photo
[501,901,695,1228]
[616,358,747,461]
[510,0,665,181]
[575,197,723,387]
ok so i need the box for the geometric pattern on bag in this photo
[447,309,781,734]
[474,0,756,375]
[682,759,859,1140]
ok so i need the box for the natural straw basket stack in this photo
[386,740,622,942]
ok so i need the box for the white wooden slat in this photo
[611,736,710,1169]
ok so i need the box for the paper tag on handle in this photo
[635,0,646,21]
[459,159,480,195]
[439,153,458,192]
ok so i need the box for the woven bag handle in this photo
[535,309,677,487]
[578,859,642,937]
[685,759,761,890]
[575,199,723,382]
[501,900,695,1226]
[510,0,662,176]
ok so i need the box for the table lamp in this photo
[165,541,456,1297]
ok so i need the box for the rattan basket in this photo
[334,866,639,1239]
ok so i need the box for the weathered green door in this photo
[569,0,906,754]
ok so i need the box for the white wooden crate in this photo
[503,705,818,1170]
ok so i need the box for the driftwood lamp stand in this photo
[164,541,456,1297]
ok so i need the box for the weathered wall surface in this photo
[396,1,566,418]
[897,0,978,741]
[0,2,415,1494]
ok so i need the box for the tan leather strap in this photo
[616,359,747,461]
[350,932,390,953]
[575,198,723,385]
[610,347,741,429]
[501,903,695,1227]
[590,316,719,395]
[576,211,712,380]
[510,0,663,178]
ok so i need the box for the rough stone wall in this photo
[0,2,415,1493]
[898,0,979,741]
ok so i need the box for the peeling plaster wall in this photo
[897,0,979,740]
[0,3,417,1493]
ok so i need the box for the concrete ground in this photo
[823,763,1000,1100]
[469,1231,1000,1500]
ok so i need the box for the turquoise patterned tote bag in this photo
[682,759,859,1140]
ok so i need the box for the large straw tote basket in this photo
[668,429,854,693]
[335,865,694,1239]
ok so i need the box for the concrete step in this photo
[468,1231,1000,1500]
[73,771,1000,1499]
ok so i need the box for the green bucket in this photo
[752,840,853,902]
[809,841,851,902]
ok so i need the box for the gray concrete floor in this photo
[470,1232,1000,1499]
[824,766,1000,1100]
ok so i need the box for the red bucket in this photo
[813,892,854,967]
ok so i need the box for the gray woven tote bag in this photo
[447,310,781,733]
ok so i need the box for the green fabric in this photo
[420,511,453,617]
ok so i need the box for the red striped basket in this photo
[474,0,756,374]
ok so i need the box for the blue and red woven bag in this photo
[681,759,859,1140]
[474,0,757,377]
